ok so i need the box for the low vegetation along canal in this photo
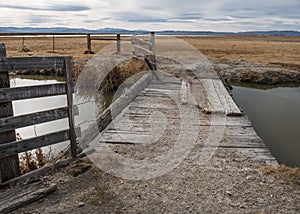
[11,76,300,167]
[232,84,300,167]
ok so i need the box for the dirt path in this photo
[10,155,299,213]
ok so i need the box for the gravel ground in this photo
[11,153,300,214]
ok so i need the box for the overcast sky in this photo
[0,0,299,31]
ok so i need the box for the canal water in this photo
[11,75,100,155]
[232,84,300,167]
[11,75,69,154]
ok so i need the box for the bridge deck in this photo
[87,71,277,177]
[78,36,277,181]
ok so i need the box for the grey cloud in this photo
[25,15,54,24]
[141,6,162,11]
[111,12,168,23]
[128,18,168,23]
[176,12,203,20]
[204,18,233,22]
[0,4,90,11]
[50,5,90,11]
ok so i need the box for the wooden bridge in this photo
[0,33,281,213]
[76,35,277,180]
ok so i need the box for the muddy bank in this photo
[213,59,300,85]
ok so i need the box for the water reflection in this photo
[11,76,69,154]
[232,84,300,167]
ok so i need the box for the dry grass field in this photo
[0,35,299,83]
[1,35,299,66]
[0,36,112,78]
[183,35,300,68]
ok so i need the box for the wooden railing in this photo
[0,33,123,54]
[85,34,121,54]
[0,43,78,182]
[131,32,155,57]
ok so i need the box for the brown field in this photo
[0,36,115,78]
[182,35,300,68]
[0,35,299,79]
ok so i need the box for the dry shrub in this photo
[19,44,30,52]
[99,57,149,93]
[17,133,46,174]
[260,165,300,186]
[19,149,48,174]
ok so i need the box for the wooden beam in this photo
[52,35,55,53]
[0,129,72,158]
[117,34,121,54]
[0,83,67,103]
[0,151,90,188]
[132,45,153,57]
[150,32,155,54]
[132,37,152,46]
[0,56,72,72]
[84,34,94,54]
[90,37,116,41]
[0,43,20,182]
[0,106,79,133]
[65,57,77,158]
[0,181,56,213]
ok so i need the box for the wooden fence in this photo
[131,32,157,78]
[0,43,77,182]
[85,33,121,54]
[131,32,155,57]
[0,33,123,54]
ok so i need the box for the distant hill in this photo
[0,27,299,36]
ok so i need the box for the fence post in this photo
[150,32,155,55]
[85,34,93,54]
[0,43,21,182]
[64,57,77,158]
[117,34,121,54]
[52,35,55,53]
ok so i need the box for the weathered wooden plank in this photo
[78,73,153,150]
[91,37,117,41]
[0,106,79,133]
[180,80,189,104]
[0,181,56,213]
[0,83,66,102]
[132,37,152,46]
[65,57,77,158]
[0,151,89,189]
[117,34,121,54]
[0,56,72,72]
[132,45,154,57]
[201,79,242,116]
[0,43,20,182]
[150,32,155,54]
[0,129,71,158]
